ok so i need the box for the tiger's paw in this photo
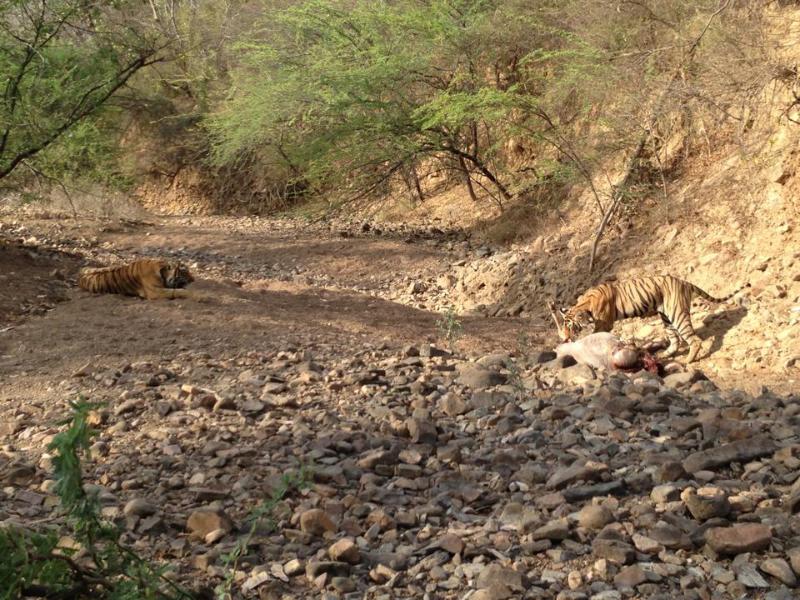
[661,347,679,359]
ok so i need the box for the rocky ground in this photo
[1,208,800,600]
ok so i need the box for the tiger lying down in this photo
[550,275,749,364]
[78,259,194,300]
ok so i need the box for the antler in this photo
[547,301,565,337]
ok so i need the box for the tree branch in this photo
[0,52,164,181]
[588,0,731,272]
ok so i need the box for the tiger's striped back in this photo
[79,262,148,296]
[78,259,194,298]
[612,276,672,320]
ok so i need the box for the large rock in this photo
[682,435,777,473]
[546,460,607,490]
[705,523,772,556]
[456,364,506,389]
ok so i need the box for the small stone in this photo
[681,487,730,521]
[788,547,800,576]
[328,538,360,564]
[475,563,524,594]
[114,398,142,415]
[632,534,663,555]
[437,533,465,554]
[649,523,691,550]
[405,418,437,444]
[357,448,398,470]
[736,563,770,588]
[241,570,270,592]
[284,558,304,576]
[186,509,233,540]
[330,576,356,593]
[300,509,337,537]
[369,564,397,584]
[567,570,582,590]
[578,504,614,530]
[547,460,607,490]
[592,539,635,565]
[706,523,772,556]
[614,565,647,588]
[305,560,350,581]
[656,461,687,483]
[123,498,157,517]
[533,518,571,541]
[204,528,227,544]
[650,484,680,504]
[440,394,468,416]
[760,558,797,587]
[663,370,705,388]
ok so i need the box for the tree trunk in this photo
[458,155,478,202]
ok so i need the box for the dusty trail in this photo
[0,214,537,402]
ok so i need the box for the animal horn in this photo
[547,301,569,339]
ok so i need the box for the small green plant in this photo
[215,467,313,600]
[436,306,464,351]
[505,358,527,398]
[516,331,535,362]
[0,399,195,600]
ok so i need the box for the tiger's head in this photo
[160,262,194,289]
[558,308,594,341]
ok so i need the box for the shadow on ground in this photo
[0,279,544,386]
[698,306,749,358]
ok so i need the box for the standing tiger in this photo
[78,259,195,300]
[556,275,749,363]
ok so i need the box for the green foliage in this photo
[0,0,776,214]
[28,115,135,192]
[208,0,592,201]
[436,305,464,351]
[0,399,195,600]
[0,527,72,600]
[0,1,163,185]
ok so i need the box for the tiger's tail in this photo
[691,281,750,303]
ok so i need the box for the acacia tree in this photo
[207,0,546,205]
[0,0,167,185]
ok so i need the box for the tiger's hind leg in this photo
[141,287,193,300]
[670,308,706,363]
[658,313,683,358]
